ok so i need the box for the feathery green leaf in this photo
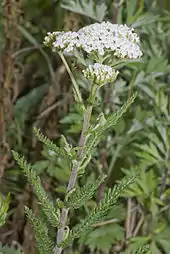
[33,127,71,160]
[25,207,54,254]
[65,174,106,209]
[61,174,136,247]
[85,94,136,157]
[12,151,60,227]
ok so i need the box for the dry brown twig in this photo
[0,0,22,179]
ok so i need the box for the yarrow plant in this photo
[12,21,147,254]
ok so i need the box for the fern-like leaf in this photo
[12,151,60,227]
[61,174,136,247]
[100,94,136,133]
[65,174,106,209]
[33,127,71,160]
[25,207,54,254]
[85,94,136,157]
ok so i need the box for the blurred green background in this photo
[0,0,170,253]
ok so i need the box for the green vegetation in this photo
[0,0,170,253]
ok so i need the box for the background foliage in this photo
[0,0,170,253]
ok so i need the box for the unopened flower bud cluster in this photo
[82,63,119,85]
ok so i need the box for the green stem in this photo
[59,52,85,111]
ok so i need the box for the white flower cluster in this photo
[44,32,61,47]
[52,31,78,52]
[44,31,78,52]
[77,22,142,59]
[82,63,119,85]
[44,22,142,59]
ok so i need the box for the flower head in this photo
[44,22,142,59]
[52,31,78,53]
[77,22,142,59]
[44,31,78,53]
[82,63,119,85]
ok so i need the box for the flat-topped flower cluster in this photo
[44,22,142,60]
[44,22,142,85]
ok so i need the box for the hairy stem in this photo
[54,105,93,254]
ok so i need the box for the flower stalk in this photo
[58,52,85,111]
